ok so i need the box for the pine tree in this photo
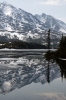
[56,35,66,58]
[47,29,50,50]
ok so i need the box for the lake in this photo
[0,49,66,100]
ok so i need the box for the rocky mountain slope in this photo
[0,2,66,47]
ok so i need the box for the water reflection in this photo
[56,59,66,79]
[36,93,66,100]
[0,54,62,95]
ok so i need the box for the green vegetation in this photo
[56,59,66,79]
[56,36,66,58]
[45,36,66,81]
[45,36,66,59]
[0,41,47,49]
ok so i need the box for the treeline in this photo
[0,41,47,49]
[45,36,66,59]
[56,36,66,58]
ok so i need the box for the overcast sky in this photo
[0,0,66,23]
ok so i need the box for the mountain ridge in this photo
[0,2,66,48]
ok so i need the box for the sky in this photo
[0,0,66,23]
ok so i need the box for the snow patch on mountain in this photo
[59,28,66,33]
[3,6,12,16]
[5,24,13,31]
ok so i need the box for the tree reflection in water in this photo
[56,59,66,80]
[46,58,66,82]
[46,61,50,83]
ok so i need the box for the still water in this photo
[0,50,66,100]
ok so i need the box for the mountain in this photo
[0,2,66,47]
[35,13,66,33]
[0,55,60,94]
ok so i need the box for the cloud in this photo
[38,0,66,5]
[36,93,66,100]
[64,0,66,2]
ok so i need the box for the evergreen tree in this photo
[56,35,66,58]
[47,29,50,50]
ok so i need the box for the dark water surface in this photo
[0,50,66,100]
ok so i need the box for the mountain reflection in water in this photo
[0,53,66,100]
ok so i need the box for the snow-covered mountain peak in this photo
[2,1,8,4]
[0,2,66,46]
[1,1,8,5]
[42,13,46,17]
[0,2,18,16]
[0,1,12,8]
